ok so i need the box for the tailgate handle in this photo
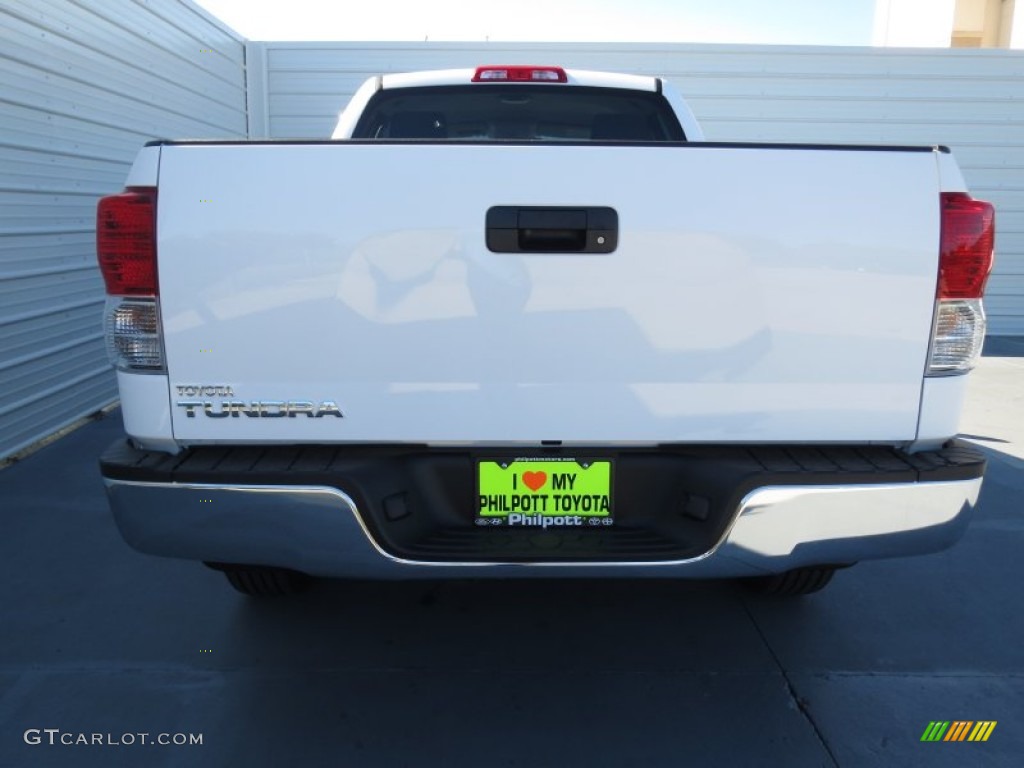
[486,206,618,253]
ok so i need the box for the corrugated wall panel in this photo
[252,41,1024,335]
[0,0,247,460]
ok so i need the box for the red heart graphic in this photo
[522,471,547,492]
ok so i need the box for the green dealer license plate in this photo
[476,459,613,527]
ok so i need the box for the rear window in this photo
[352,85,686,142]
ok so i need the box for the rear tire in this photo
[217,565,311,597]
[745,566,839,596]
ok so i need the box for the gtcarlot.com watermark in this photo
[24,729,202,747]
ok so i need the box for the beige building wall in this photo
[952,0,1017,47]
[875,0,1021,48]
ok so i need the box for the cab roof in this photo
[381,66,659,93]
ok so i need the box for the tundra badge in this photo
[174,385,343,418]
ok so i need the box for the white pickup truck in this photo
[97,65,994,597]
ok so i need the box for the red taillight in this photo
[97,187,157,296]
[938,192,994,299]
[472,65,568,83]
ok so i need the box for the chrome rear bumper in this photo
[104,476,982,579]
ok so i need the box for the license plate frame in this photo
[475,457,614,528]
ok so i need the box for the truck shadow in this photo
[208,578,828,765]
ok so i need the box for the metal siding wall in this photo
[253,41,1024,335]
[0,0,247,460]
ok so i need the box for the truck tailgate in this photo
[156,142,940,444]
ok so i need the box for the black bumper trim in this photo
[100,441,985,563]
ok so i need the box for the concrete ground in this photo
[1,351,1021,767]
[963,336,1024,466]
